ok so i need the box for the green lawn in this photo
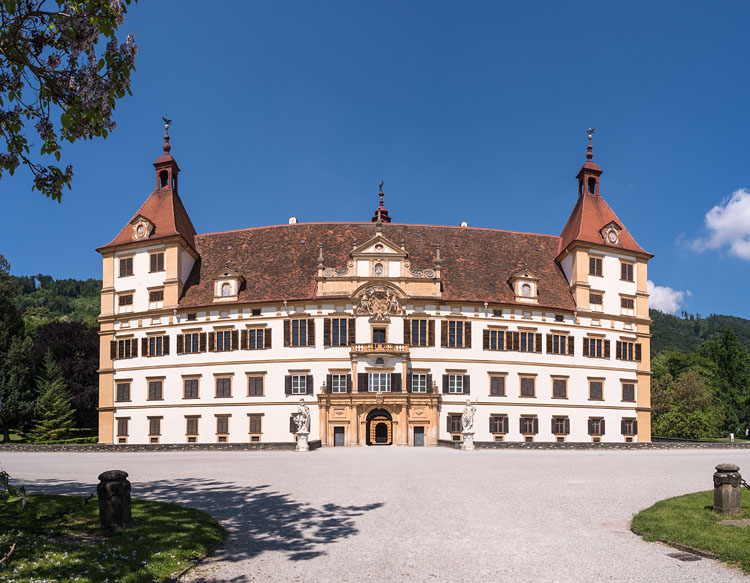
[632,489,750,572]
[0,493,225,582]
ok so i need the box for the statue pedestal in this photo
[461,431,475,451]
[296,431,310,452]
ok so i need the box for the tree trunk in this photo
[2,425,9,443]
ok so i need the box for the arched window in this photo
[221,283,231,297]
[521,283,531,297]
[374,263,383,277]
[159,170,169,188]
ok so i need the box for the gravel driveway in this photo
[2,447,749,582]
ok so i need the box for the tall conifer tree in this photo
[28,353,75,443]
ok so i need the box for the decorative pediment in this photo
[508,268,539,303]
[355,286,403,322]
[131,215,154,241]
[213,265,245,302]
[352,234,407,258]
[600,222,622,245]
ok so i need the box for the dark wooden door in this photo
[334,427,345,447]
[414,426,424,447]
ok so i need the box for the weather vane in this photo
[162,116,172,130]
[378,180,384,193]
[586,127,596,140]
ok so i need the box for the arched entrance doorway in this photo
[366,408,393,445]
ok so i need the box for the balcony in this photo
[350,343,410,357]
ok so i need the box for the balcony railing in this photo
[350,343,410,356]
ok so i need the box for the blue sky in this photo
[2,1,750,318]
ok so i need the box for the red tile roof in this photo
[98,187,197,251]
[557,193,652,258]
[179,223,577,311]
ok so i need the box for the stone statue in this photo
[356,286,402,321]
[295,399,311,433]
[462,398,476,432]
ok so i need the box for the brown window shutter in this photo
[440,321,448,347]
[615,341,622,360]
[587,419,593,435]
[406,373,412,393]
[447,416,452,433]
[346,374,352,393]
[490,417,495,433]
[633,419,638,435]
[403,320,411,345]
[358,373,368,393]
[283,320,290,347]
[199,332,207,352]
[583,338,589,357]
[264,328,272,348]
[176,334,184,354]
[290,416,296,433]
[550,418,556,433]
[513,331,520,351]
[564,418,570,435]
[231,330,239,350]
[442,374,449,394]
[463,375,470,394]
[348,319,355,345]
[306,375,314,395]
[426,373,433,393]
[428,320,435,346]
[163,336,170,355]
[110,341,117,360]
[326,374,332,394]
[241,330,248,350]
[284,375,292,395]
[465,322,472,348]
[621,419,626,435]
[208,333,215,352]
[323,318,331,347]
[601,419,606,435]
[483,329,490,350]
[604,340,611,358]
[533,417,538,434]
[635,343,642,362]
[546,334,552,353]
[535,333,542,353]
[307,319,315,347]
[519,418,525,434]
[142,337,149,357]
[392,373,402,393]
[567,336,574,356]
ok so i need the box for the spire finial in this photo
[372,180,392,223]
[586,127,595,161]
[378,180,384,208]
[162,116,173,154]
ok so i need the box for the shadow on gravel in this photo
[20,477,384,563]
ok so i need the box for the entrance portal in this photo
[333,426,345,447]
[414,426,424,447]
[366,408,393,445]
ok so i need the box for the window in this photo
[251,308,261,316]
[552,417,570,435]
[622,382,636,402]
[490,375,506,396]
[187,313,197,321]
[519,376,536,397]
[621,418,636,436]
[448,320,465,348]
[247,376,264,396]
[584,337,608,358]
[214,330,233,351]
[589,380,604,401]
[493,309,503,317]
[221,283,231,297]
[448,374,464,394]
[288,318,309,347]
[368,373,391,392]
[116,382,130,401]
[490,415,508,434]
[183,332,200,353]
[487,329,505,351]
[118,294,133,306]
[519,331,536,352]
[555,314,564,322]
[216,377,232,397]
[588,418,605,436]
[330,374,348,394]
[410,319,429,346]
[520,416,538,435]
[186,417,199,436]
[589,292,603,308]
[148,336,164,357]
[621,297,634,312]
[617,340,636,361]
[621,262,634,282]
[411,373,428,393]
[552,378,567,399]
[292,375,307,394]
[119,257,133,277]
[372,327,387,344]
[549,333,569,355]
[148,417,161,436]
[249,415,262,435]
[521,283,531,296]
[589,257,602,276]
[216,416,229,435]
[149,290,164,303]
[448,414,462,433]
[116,418,129,436]
[116,338,134,359]
[330,318,349,347]
[147,380,163,400]
[150,253,165,273]
[246,328,265,350]
[183,378,199,399]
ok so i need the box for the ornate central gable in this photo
[315,230,442,299]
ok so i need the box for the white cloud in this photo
[691,188,750,259]
[648,280,690,314]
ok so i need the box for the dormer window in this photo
[509,269,539,304]
[131,216,154,241]
[213,266,244,302]
[601,222,621,245]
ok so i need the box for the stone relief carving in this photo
[404,261,436,278]
[356,286,403,322]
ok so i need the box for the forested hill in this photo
[12,275,101,332]
[650,309,750,356]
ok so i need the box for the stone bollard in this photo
[97,470,133,530]
[713,463,742,516]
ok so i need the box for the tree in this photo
[32,321,98,427]
[0,335,35,441]
[0,0,138,201]
[651,369,723,439]
[27,352,75,442]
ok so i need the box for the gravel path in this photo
[2,447,750,582]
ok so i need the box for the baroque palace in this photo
[97,128,652,446]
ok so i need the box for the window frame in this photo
[368,372,391,392]
[215,376,232,398]
[447,374,464,394]
[119,256,133,278]
[116,417,129,437]
[330,373,348,394]
[520,416,537,435]
[519,375,536,398]
[291,374,308,395]
[589,417,605,436]
[330,318,349,347]
[115,381,131,402]
[291,318,309,347]
[589,256,603,277]
[184,332,200,354]
[248,414,262,436]
[148,416,162,437]
[621,381,636,403]
[519,331,536,353]
[552,416,569,435]
[183,377,200,399]
[552,377,568,399]
[215,330,232,352]
[490,415,508,434]
[216,415,230,437]
[489,329,505,351]
[489,374,506,396]
[620,261,634,282]
[247,375,264,396]
[550,333,568,355]
[448,414,462,433]
[149,252,165,273]
[117,338,133,359]
[411,318,429,347]
[589,379,604,401]
[447,320,465,348]
[147,379,163,401]
[186,416,199,437]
